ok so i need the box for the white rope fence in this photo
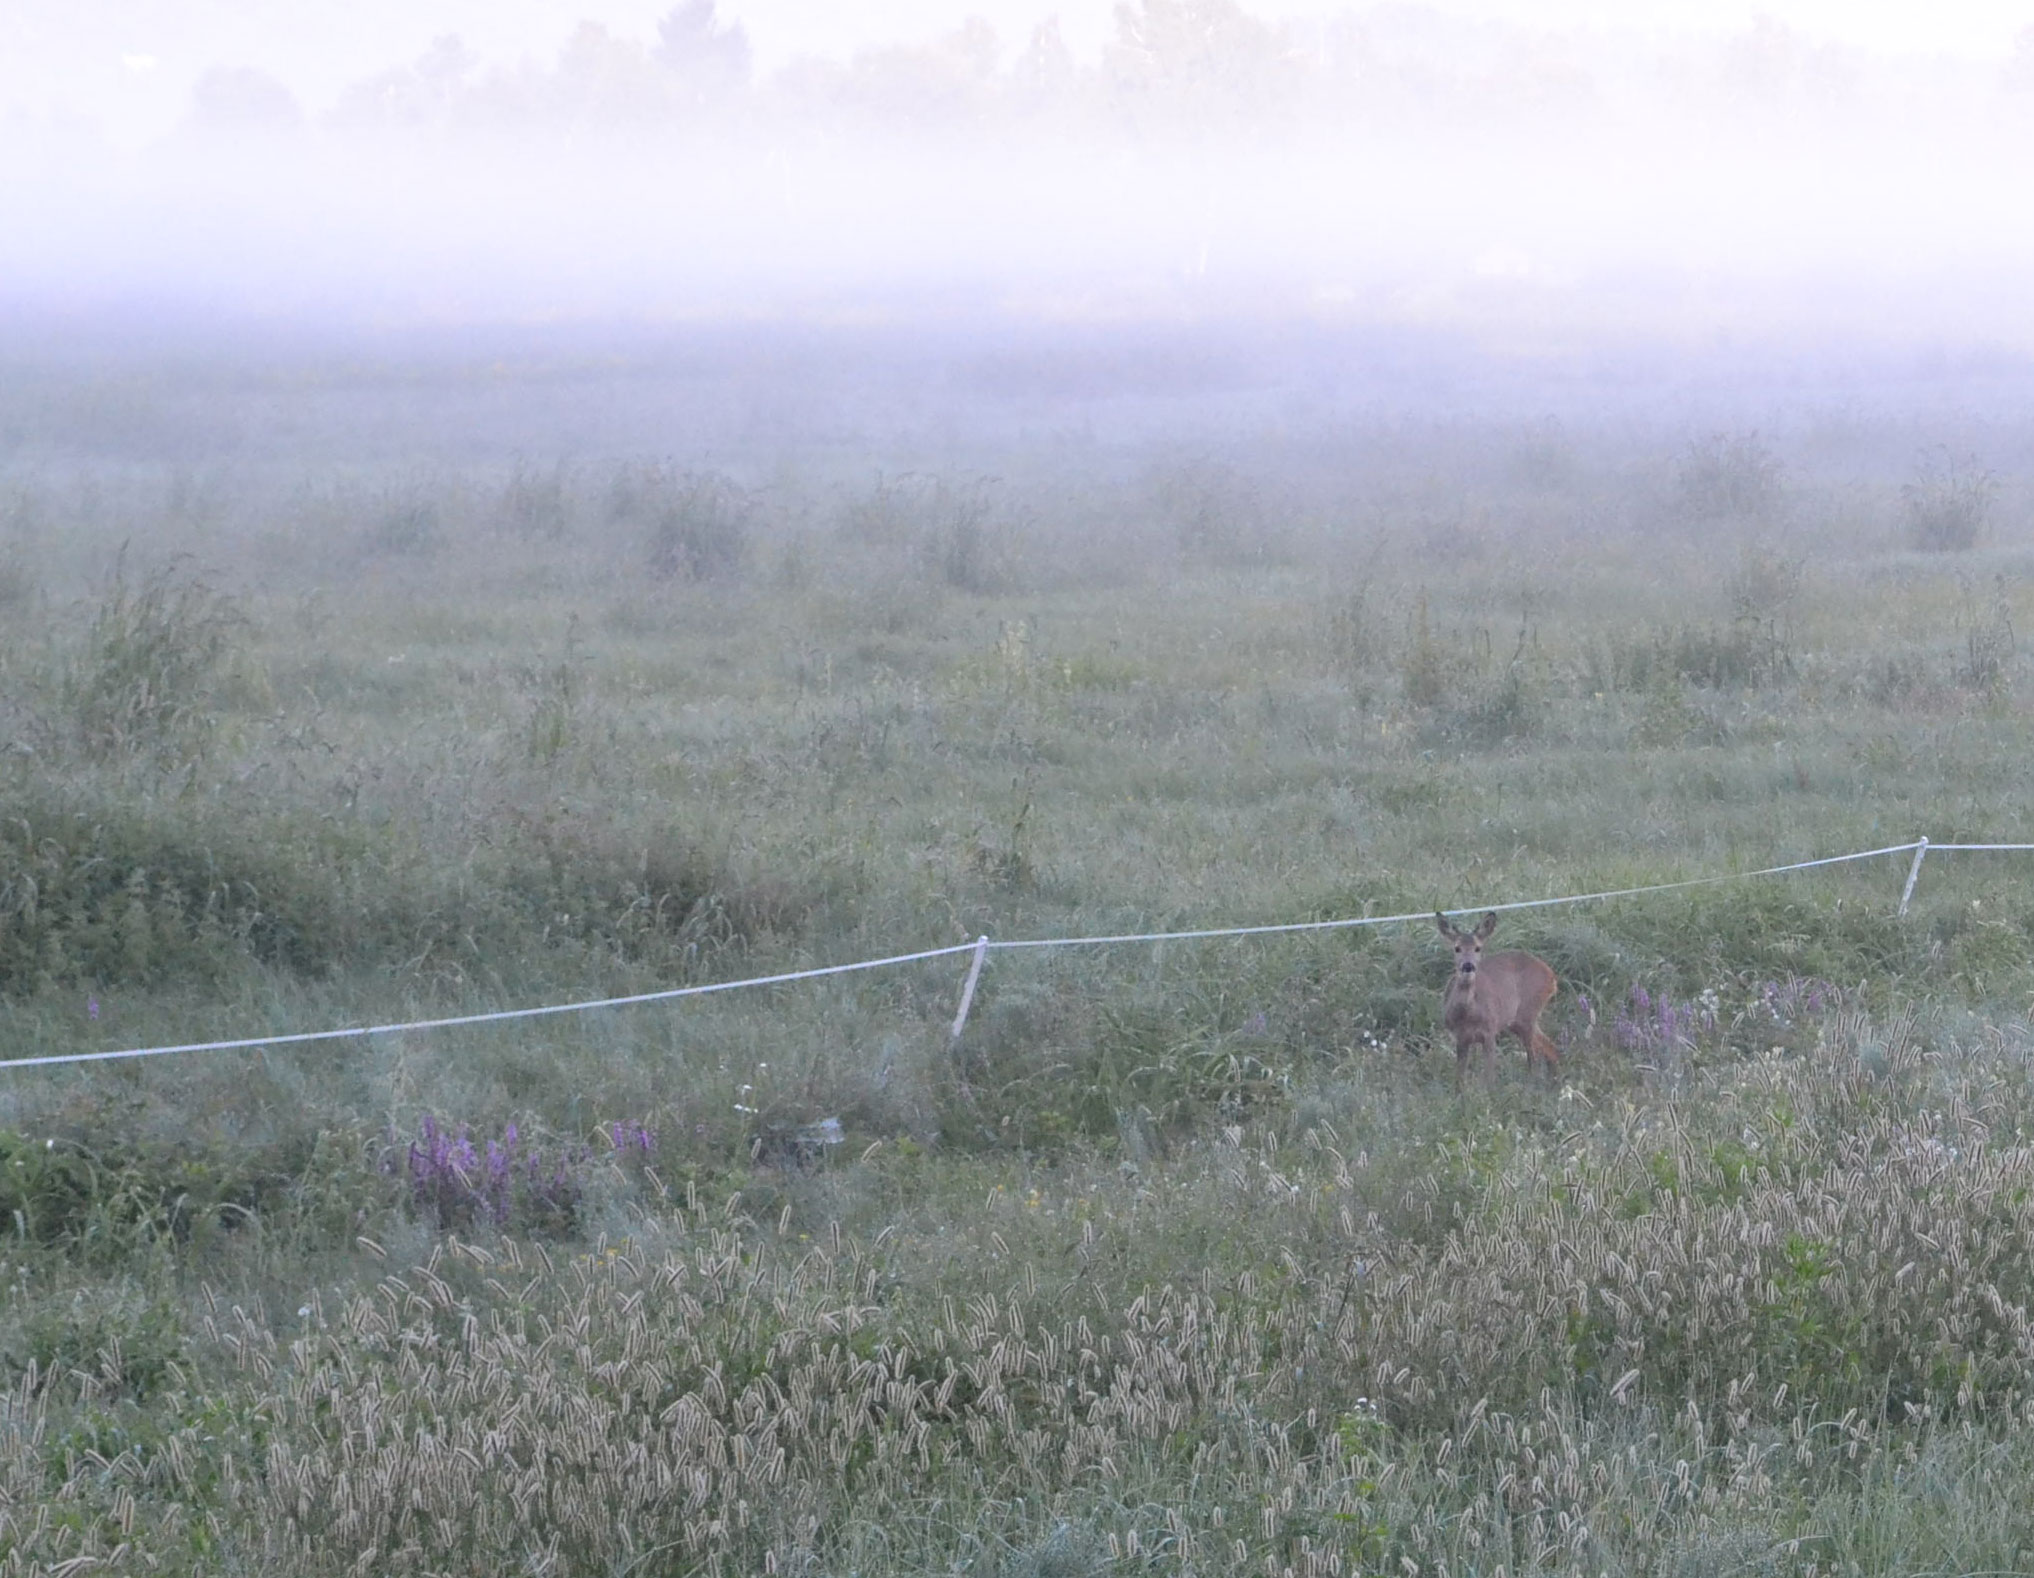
[0,944,978,1072]
[2,834,2018,1073]
[986,841,1927,951]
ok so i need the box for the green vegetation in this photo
[4,435,2034,1573]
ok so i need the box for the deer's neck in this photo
[1444,969,1481,1021]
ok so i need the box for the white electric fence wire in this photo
[0,942,979,1071]
[0,837,1965,1073]
[983,841,1926,951]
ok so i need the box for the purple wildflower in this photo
[391,1114,590,1233]
[1613,984,1714,1053]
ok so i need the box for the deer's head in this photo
[1434,911,1499,978]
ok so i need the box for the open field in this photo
[6,390,2034,1575]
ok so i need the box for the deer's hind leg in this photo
[1509,1024,1559,1080]
[1529,1028,1560,1081]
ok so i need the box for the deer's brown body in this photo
[1434,911,1560,1084]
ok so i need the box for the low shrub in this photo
[914,479,1011,593]
[644,470,752,582]
[0,774,838,996]
[1903,447,1995,552]
[501,802,829,964]
[0,792,415,990]
[63,554,248,764]
[838,471,935,547]
[1399,591,1450,706]
[4,1291,188,1400]
[0,1123,386,1262]
[494,458,571,538]
[1599,888,1910,992]
[1150,456,1274,565]
[363,488,441,556]
[1958,577,2016,696]
[1440,652,1547,747]
[837,472,1013,592]
[950,987,1290,1156]
[1674,430,1783,523]
[1320,583,1388,692]
[1587,619,1794,694]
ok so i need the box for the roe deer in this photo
[1433,911,1560,1085]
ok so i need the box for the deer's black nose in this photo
[1459,960,1475,974]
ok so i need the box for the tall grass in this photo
[13,1020,2034,1574]
[2,432,2034,1572]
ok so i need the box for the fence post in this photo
[950,936,990,1042]
[1897,837,1929,917]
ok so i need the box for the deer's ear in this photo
[1433,912,1455,938]
[1475,912,1498,939]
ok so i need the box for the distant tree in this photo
[1105,0,1298,133]
[1709,17,1857,110]
[655,1,753,93]
[788,18,1005,134]
[548,23,673,124]
[417,36,480,92]
[187,67,304,134]
[332,35,475,128]
[2007,26,2034,93]
[1009,18,1088,122]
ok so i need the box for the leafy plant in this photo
[6,1291,188,1400]
[0,1124,379,1262]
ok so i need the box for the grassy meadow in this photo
[6,413,2034,1575]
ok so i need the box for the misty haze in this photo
[6,3,2034,1573]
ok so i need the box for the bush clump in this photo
[1903,447,1996,552]
[0,779,836,996]
[643,470,752,582]
[839,472,1013,592]
[502,804,825,965]
[1673,430,1783,523]
[0,796,408,991]
[363,488,442,557]
[1587,619,1794,694]
[0,1124,386,1263]
[1151,456,1274,565]
[5,1292,188,1400]
[62,554,248,764]
[494,459,571,538]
